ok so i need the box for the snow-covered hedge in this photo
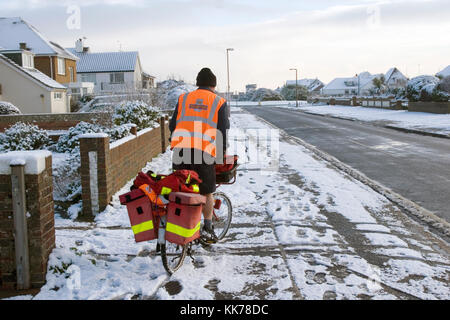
[54,121,133,153]
[0,122,51,152]
[55,122,105,154]
[0,101,21,115]
[112,100,161,130]
[406,76,449,102]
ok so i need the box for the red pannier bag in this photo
[165,192,206,245]
[119,188,158,243]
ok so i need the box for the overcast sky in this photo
[1,0,449,92]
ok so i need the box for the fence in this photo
[308,96,404,110]
[360,97,404,110]
[79,116,170,218]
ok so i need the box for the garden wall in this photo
[79,117,170,218]
[0,112,114,132]
[408,102,450,114]
[0,151,55,290]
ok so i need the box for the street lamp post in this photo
[290,68,298,108]
[226,48,234,102]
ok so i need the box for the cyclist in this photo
[169,67,230,244]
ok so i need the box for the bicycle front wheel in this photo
[160,242,188,275]
[212,191,232,241]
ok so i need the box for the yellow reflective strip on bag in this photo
[151,173,157,178]
[131,220,154,235]
[161,187,172,195]
[192,184,199,193]
[186,173,191,184]
[166,221,201,238]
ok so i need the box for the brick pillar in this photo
[79,133,111,219]
[329,98,336,106]
[0,151,55,289]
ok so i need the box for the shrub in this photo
[106,124,133,141]
[280,85,308,101]
[54,121,104,153]
[112,100,161,130]
[0,122,51,152]
[406,76,440,102]
[0,101,21,115]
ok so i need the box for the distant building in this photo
[286,78,324,93]
[322,72,375,96]
[437,65,450,79]
[0,53,68,113]
[245,84,257,93]
[0,17,79,85]
[67,39,155,94]
[322,68,407,96]
[384,68,408,90]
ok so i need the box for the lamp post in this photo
[356,74,360,96]
[226,48,234,102]
[290,68,298,108]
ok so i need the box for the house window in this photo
[69,67,74,82]
[110,72,124,84]
[22,53,34,68]
[81,73,96,84]
[57,57,65,75]
[54,92,63,100]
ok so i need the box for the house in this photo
[0,17,79,85]
[286,78,324,93]
[322,69,405,96]
[322,72,379,96]
[67,39,155,94]
[0,53,69,113]
[384,67,408,90]
[436,66,450,79]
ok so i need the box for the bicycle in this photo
[158,160,238,275]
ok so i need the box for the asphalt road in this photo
[244,106,450,223]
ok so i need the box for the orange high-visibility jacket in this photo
[170,89,226,158]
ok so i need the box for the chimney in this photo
[19,42,27,50]
[75,38,84,53]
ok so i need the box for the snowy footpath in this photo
[270,103,450,137]
[303,105,450,136]
[6,109,450,300]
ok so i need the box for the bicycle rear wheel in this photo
[160,242,188,275]
[212,191,232,241]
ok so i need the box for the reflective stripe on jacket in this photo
[170,89,226,157]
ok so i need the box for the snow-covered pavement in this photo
[6,109,449,300]
[297,104,450,136]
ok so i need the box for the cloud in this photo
[2,0,449,90]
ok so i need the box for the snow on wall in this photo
[0,150,51,174]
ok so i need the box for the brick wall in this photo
[79,117,170,218]
[0,112,113,132]
[0,154,55,289]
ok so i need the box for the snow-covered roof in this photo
[67,48,139,73]
[323,73,383,91]
[385,67,407,83]
[0,53,66,90]
[286,79,324,91]
[437,65,450,78]
[385,68,396,82]
[0,17,78,60]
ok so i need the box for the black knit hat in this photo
[196,68,217,87]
